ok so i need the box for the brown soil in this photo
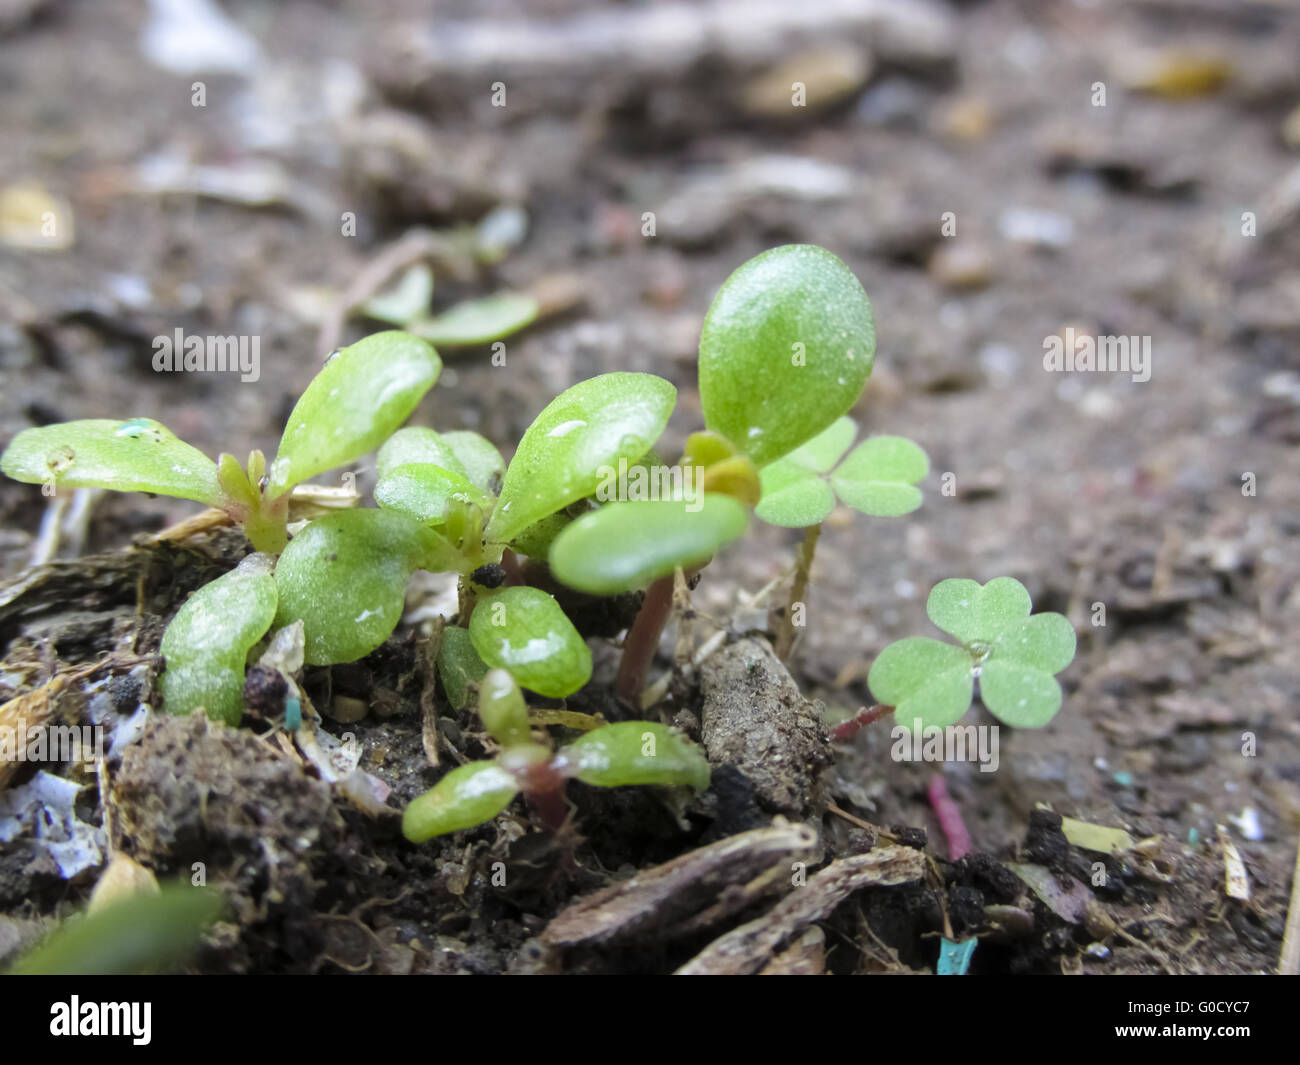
[1,0,1297,974]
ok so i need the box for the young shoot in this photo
[0,331,442,553]
[402,669,710,842]
[868,577,1077,730]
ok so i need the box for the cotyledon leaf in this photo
[468,586,592,698]
[485,372,675,545]
[273,509,456,665]
[377,426,467,481]
[160,553,279,725]
[375,462,490,525]
[548,495,749,595]
[411,292,539,347]
[1,418,221,505]
[268,331,441,497]
[402,761,520,843]
[699,245,875,467]
[555,722,711,792]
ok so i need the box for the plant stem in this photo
[927,773,972,861]
[829,703,894,742]
[775,522,820,660]
[615,573,676,704]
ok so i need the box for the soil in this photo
[2,0,1298,974]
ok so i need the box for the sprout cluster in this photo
[1,244,1079,842]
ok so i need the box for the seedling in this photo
[403,669,709,841]
[359,261,540,348]
[1,244,1080,858]
[0,331,443,553]
[868,577,1077,730]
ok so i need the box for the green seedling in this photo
[0,331,442,553]
[534,244,923,696]
[361,261,539,348]
[403,668,710,842]
[868,577,1077,730]
[8,882,223,975]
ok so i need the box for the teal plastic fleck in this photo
[938,937,977,975]
[285,696,302,731]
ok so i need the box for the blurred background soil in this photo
[1,0,1298,973]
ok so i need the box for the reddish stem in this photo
[517,760,569,833]
[830,704,894,742]
[927,773,972,861]
[615,573,675,704]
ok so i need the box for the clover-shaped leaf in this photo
[699,244,875,467]
[868,577,1077,730]
[756,417,927,528]
[485,372,675,545]
[268,331,441,497]
[556,722,711,791]
[867,638,974,731]
[925,577,1031,646]
[273,509,455,665]
[412,293,539,348]
[831,435,928,517]
[468,586,592,698]
[1,418,221,505]
[402,761,520,843]
[548,495,748,595]
[160,553,278,725]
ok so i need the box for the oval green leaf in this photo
[268,331,441,497]
[362,263,434,325]
[479,668,531,749]
[438,624,488,710]
[376,426,467,481]
[468,586,592,698]
[440,430,505,493]
[375,462,489,525]
[831,435,928,517]
[867,637,975,731]
[402,761,520,842]
[485,372,675,545]
[699,245,875,467]
[549,495,749,595]
[160,553,279,725]
[1,418,221,505]
[556,722,711,792]
[412,293,539,347]
[273,509,450,665]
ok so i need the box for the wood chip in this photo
[542,821,819,948]
[676,845,925,975]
